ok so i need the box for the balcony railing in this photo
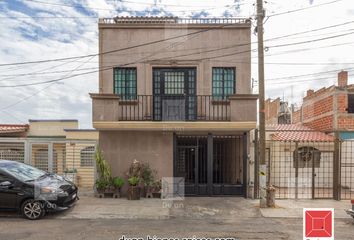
[118,95,230,121]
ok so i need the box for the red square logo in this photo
[303,208,334,240]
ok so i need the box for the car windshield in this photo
[1,162,47,182]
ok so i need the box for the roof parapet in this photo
[99,16,251,25]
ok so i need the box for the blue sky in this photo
[0,0,353,128]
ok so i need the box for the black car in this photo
[0,160,78,220]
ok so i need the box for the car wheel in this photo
[21,200,45,220]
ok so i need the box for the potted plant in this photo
[96,178,109,194]
[141,163,156,198]
[95,147,114,197]
[112,176,125,198]
[127,176,140,200]
[152,179,162,198]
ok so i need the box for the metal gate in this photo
[340,140,354,199]
[268,140,334,199]
[174,135,245,196]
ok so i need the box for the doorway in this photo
[174,135,245,196]
[152,68,196,121]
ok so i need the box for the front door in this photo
[174,135,245,196]
[153,68,196,121]
[174,137,208,195]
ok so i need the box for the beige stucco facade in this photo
[92,18,257,196]
[98,20,252,95]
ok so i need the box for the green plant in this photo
[96,178,109,190]
[95,146,111,181]
[64,168,77,173]
[128,176,140,186]
[112,176,125,189]
[152,179,162,192]
[141,163,156,187]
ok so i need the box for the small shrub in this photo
[96,178,109,190]
[128,176,140,186]
[112,176,125,188]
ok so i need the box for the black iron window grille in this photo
[212,67,235,100]
[114,67,137,100]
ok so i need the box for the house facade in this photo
[266,124,335,199]
[91,17,258,196]
[0,120,98,189]
[292,71,354,138]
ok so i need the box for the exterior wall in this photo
[99,131,173,192]
[265,98,280,124]
[65,130,99,140]
[64,130,98,189]
[99,23,251,96]
[28,120,78,137]
[301,90,335,132]
[292,109,301,124]
[294,73,354,132]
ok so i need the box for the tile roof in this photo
[267,124,334,142]
[0,124,29,134]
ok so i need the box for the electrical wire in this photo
[268,0,344,17]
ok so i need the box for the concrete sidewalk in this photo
[54,196,353,220]
[56,196,170,220]
[258,199,352,219]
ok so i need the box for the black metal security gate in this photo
[268,140,334,199]
[153,68,196,121]
[174,135,245,196]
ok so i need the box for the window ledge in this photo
[211,99,230,105]
[119,100,138,105]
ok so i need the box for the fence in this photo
[119,95,230,121]
[262,134,354,200]
[0,138,97,190]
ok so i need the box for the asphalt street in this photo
[0,214,354,240]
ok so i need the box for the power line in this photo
[267,67,354,81]
[0,56,96,110]
[268,31,354,49]
[268,0,344,17]
[0,23,240,67]
[261,41,354,59]
[1,19,353,68]
[1,35,353,86]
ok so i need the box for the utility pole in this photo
[256,0,267,208]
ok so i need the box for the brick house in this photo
[292,71,354,138]
[90,17,258,196]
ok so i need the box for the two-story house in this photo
[90,17,258,196]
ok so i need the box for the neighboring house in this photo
[91,17,258,196]
[266,124,335,199]
[292,70,354,139]
[265,98,292,125]
[0,120,98,189]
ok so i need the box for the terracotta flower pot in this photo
[127,185,140,200]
